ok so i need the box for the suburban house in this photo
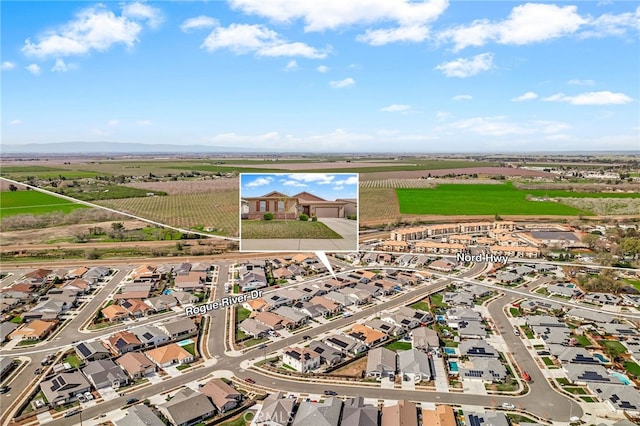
[244,191,350,219]
[292,398,343,426]
[162,318,198,340]
[82,359,129,389]
[283,347,321,373]
[308,341,344,366]
[174,272,207,291]
[422,405,456,426]
[381,400,418,426]
[145,343,193,368]
[325,334,368,355]
[398,349,432,382]
[75,341,112,362]
[239,318,270,337]
[366,347,396,379]
[349,324,388,347]
[8,319,56,341]
[458,358,507,383]
[106,331,142,355]
[342,397,379,426]
[199,378,243,413]
[102,304,129,322]
[254,392,296,426]
[158,388,216,426]
[40,371,92,406]
[411,327,440,352]
[120,299,152,318]
[116,405,165,426]
[116,352,156,379]
[134,325,170,347]
[464,411,509,426]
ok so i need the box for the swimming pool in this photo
[610,372,632,385]
[436,315,445,322]
[594,353,609,363]
[177,339,194,347]
[444,347,456,355]
[163,289,174,295]
[449,361,459,372]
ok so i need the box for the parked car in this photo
[34,368,42,375]
[84,392,94,400]
[64,409,81,418]
[324,390,338,396]
[302,335,311,340]
[126,398,139,404]
[513,329,520,336]
[501,402,515,409]
[244,378,256,384]
[0,386,10,394]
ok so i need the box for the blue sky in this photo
[1,1,639,152]
[241,173,358,199]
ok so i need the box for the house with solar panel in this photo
[40,371,92,406]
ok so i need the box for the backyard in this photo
[240,221,342,239]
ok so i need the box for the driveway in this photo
[241,218,358,251]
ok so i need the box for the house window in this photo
[278,201,285,211]
[259,201,266,212]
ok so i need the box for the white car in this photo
[84,392,94,400]
[501,402,515,409]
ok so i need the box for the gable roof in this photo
[200,378,241,409]
[160,388,215,425]
[293,191,327,202]
[145,343,191,364]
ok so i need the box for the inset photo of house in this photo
[240,173,358,251]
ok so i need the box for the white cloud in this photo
[180,16,219,32]
[288,173,335,184]
[329,77,355,88]
[511,91,538,102]
[22,4,161,58]
[435,111,451,121]
[25,64,41,75]
[284,60,298,71]
[246,177,273,187]
[543,91,633,105]
[317,65,329,73]
[333,185,344,191]
[201,24,328,58]
[438,3,639,50]
[9,119,23,125]
[51,58,75,72]
[434,52,493,78]
[107,119,119,126]
[568,79,595,86]
[444,116,569,136]
[357,24,430,45]
[121,2,163,28]
[1,61,15,70]
[229,0,449,32]
[334,176,358,185]
[452,94,472,101]
[137,119,152,126]
[381,104,411,112]
[282,180,308,187]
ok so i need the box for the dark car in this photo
[323,390,338,396]
[244,378,256,384]
[302,335,311,340]
[34,368,42,375]
[126,398,139,404]
[0,386,10,394]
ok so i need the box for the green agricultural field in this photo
[240,221,342,239]
[395,183,614,216]
[0,191,86,219]
[0,165,105,179]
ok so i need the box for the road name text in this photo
[456,252,509,264]
[184,290,263,315]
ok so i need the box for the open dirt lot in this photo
[328,356,368,378]
[0,220,150,245]
[126,178,239,194]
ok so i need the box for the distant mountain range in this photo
[1,142,264,154]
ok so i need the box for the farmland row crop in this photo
[98,190,240,237]
[359,188,401,223]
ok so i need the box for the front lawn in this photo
[183,343,196,356]
[575,335,591,347]
[64,354,82,368]
[509,307,521,317]
[241,220,342,239]
[236,307,252,323]
[430,293,447,308]
[542,357,555,366]
[410,301,430,311]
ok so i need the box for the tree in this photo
[8,184,18,192]
[581,233,600,250]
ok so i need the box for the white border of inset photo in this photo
[239,173,359,252]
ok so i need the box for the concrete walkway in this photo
[241,218,358,251]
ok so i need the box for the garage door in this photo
[315,207,340,217]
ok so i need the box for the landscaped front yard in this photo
[600,340,627,356]
[241,220,343,239]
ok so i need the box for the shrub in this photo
[299,214,309,221]
[311,216,318,222]
[263,213,274,220]
[347,213,357,220]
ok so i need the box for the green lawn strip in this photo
[575,335,591,347]
[182,343,196,356]
[563,387,587,395]
[244,337,268,347]
[236,307,252,323]
[64,354,82,368]
[600,340,627,356]
[241,221,342,239]
[542,357,555,366]
[384,341,412,351]
[393,182,640,215]
[410,301,430,311]
[581,397,596,402]
[624,279,640,292]
[430,293,447,308]
[282,364,296,371]
[509,307,521,317]
[624,361,640,377]
[176,364,190,371]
